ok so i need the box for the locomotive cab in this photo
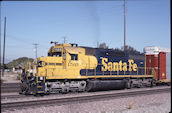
[47,43,80,68]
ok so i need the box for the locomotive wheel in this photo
[61,88,69,94]
[40,93,44,96]
[85,80,96,92]
[33,88,37,96]
[126,80,132,89]
[167,82,171,86]
[22,85,29,95]
[150,81,153,87]
[19,88,24,95]
[137,83,142,88]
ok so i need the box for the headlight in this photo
[40,76,43,80]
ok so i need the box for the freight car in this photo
[19,42,170,95]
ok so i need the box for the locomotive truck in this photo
[20,42,170,95]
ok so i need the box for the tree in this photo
[6,57,34,69]
[98,42,108,49]
[121,45,142,54]
[98,43,142,54]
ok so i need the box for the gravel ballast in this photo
[2,92,171,113]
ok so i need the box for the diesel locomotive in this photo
[20,42,168,95]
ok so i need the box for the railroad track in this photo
[1,83,20,87]
[1,85,169,100]
[1,94,25,99]
[1,83,20,93]
[1,82,169,93]
[1,86,170,111]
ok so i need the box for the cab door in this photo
[62,51,67,69]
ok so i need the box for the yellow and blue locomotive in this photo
[20,42,156,95]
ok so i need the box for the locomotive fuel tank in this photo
[86,79,126,91]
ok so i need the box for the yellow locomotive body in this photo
[37,43,154,79]
[20,42,156,95]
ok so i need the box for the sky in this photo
[0,0,170,63]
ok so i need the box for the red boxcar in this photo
[144,47,169,80]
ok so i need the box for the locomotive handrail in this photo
[86,64,88,76]
[94,64,96,75]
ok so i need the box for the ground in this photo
[1,72,20,83]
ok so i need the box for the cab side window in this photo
[70,54,78,60]
[48,52,61,57]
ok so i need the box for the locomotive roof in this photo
[64,46,84,54]
[47,43,143,57]
[80,46,144,56]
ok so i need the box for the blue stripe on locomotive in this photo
[80,48,145,76]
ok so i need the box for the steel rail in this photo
[1,95,25,99]
[1,83,20,87]
[2,87,170,111]
[1,83,20,93]
[1,88,20,93]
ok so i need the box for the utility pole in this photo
[64,37,66,43]
[2,16,7,77]
[97,41,99,48]
[33,44,38,59]
[124,0,126,52]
